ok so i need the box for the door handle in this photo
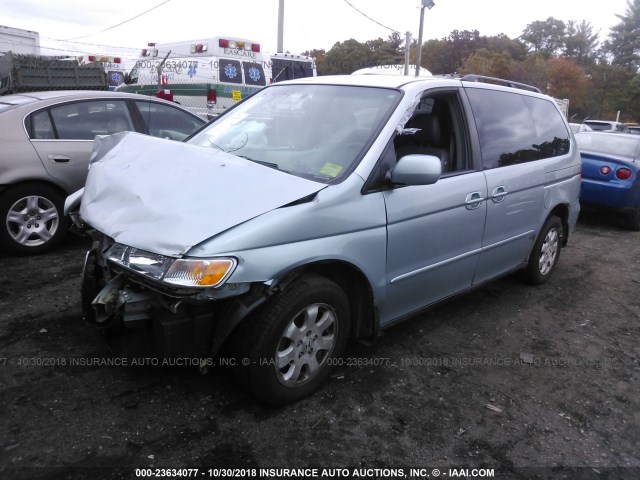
[491,186,508,203]
[47,154,71,163]
[465,191,485,210]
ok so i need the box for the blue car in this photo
[575,131,640,230]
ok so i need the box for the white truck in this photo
[270,52,316,83]
[0,25,40,55]
[0,52,107,95]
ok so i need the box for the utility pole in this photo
[277,0,284,53]
[415,0,435,77]
[404,31,411,76]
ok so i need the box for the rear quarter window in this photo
[466,88,570,169]
[219,59,242,84]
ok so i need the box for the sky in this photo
[0,0,632,67]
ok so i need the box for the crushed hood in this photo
[80,132,325,256]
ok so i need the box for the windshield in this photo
[188,84,402,182]
[575,133,639,161]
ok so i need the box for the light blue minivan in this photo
[69,74,581,404]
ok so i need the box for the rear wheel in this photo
[0,184,69,255]
[524,215,563,285]
[236,274,350,405]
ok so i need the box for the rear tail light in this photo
[156,89,174,102]
[616,168,632,180]
[600,166,611,175]
[207,89,217,107]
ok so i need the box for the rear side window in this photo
[31,110,55,139]
[135,100,204,141]
[48,100,134,139]
[107,70,125,88]
[219,59,242,84]
[467,89,570,169]
[271,58,314,83]
[242,62,266,86]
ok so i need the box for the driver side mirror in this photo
[388,154,442,186]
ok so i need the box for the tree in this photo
[520,17,566,58]
[547,57,589,106]
[509,54,549,91]
[604,0,640,70]
[319,36,404,75]
[420,30,525,74]
[320,39,370,75]
[625,74,640,121]
[485,34,528,62]
[563,20,600,66]
[584,62,634,120]
[301,48,326,74]
[458,49,513,78]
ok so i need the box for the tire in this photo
[623,208,640,231]
[236,274,350,405]
[0,184,69,255]
[524,215,563,285]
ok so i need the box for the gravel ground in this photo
[0,210,638,480]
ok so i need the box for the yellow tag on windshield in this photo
[319,163,343,177]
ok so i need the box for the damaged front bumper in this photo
[82,235,270,359]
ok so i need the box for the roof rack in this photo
[460,74,541,93]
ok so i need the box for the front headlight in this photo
[107,244,172,280]
[106,243,236,288]
[163,258,236,288]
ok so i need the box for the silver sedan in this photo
[0,90,205,254]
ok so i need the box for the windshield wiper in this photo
[207,139,224,151]
[237,156,281,170]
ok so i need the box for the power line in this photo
[61,0,172,41]
[342,0,399,34]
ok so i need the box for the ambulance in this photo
[77,55,127,91]
[118,37,271,119]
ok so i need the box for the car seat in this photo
[107,115,132,135]
[397,113,450,172]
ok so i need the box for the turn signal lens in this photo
[164,258,236,288]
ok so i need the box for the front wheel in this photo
[237,274,350,405]
[524,215,563,285]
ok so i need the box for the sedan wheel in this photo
[0,184,69,255]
